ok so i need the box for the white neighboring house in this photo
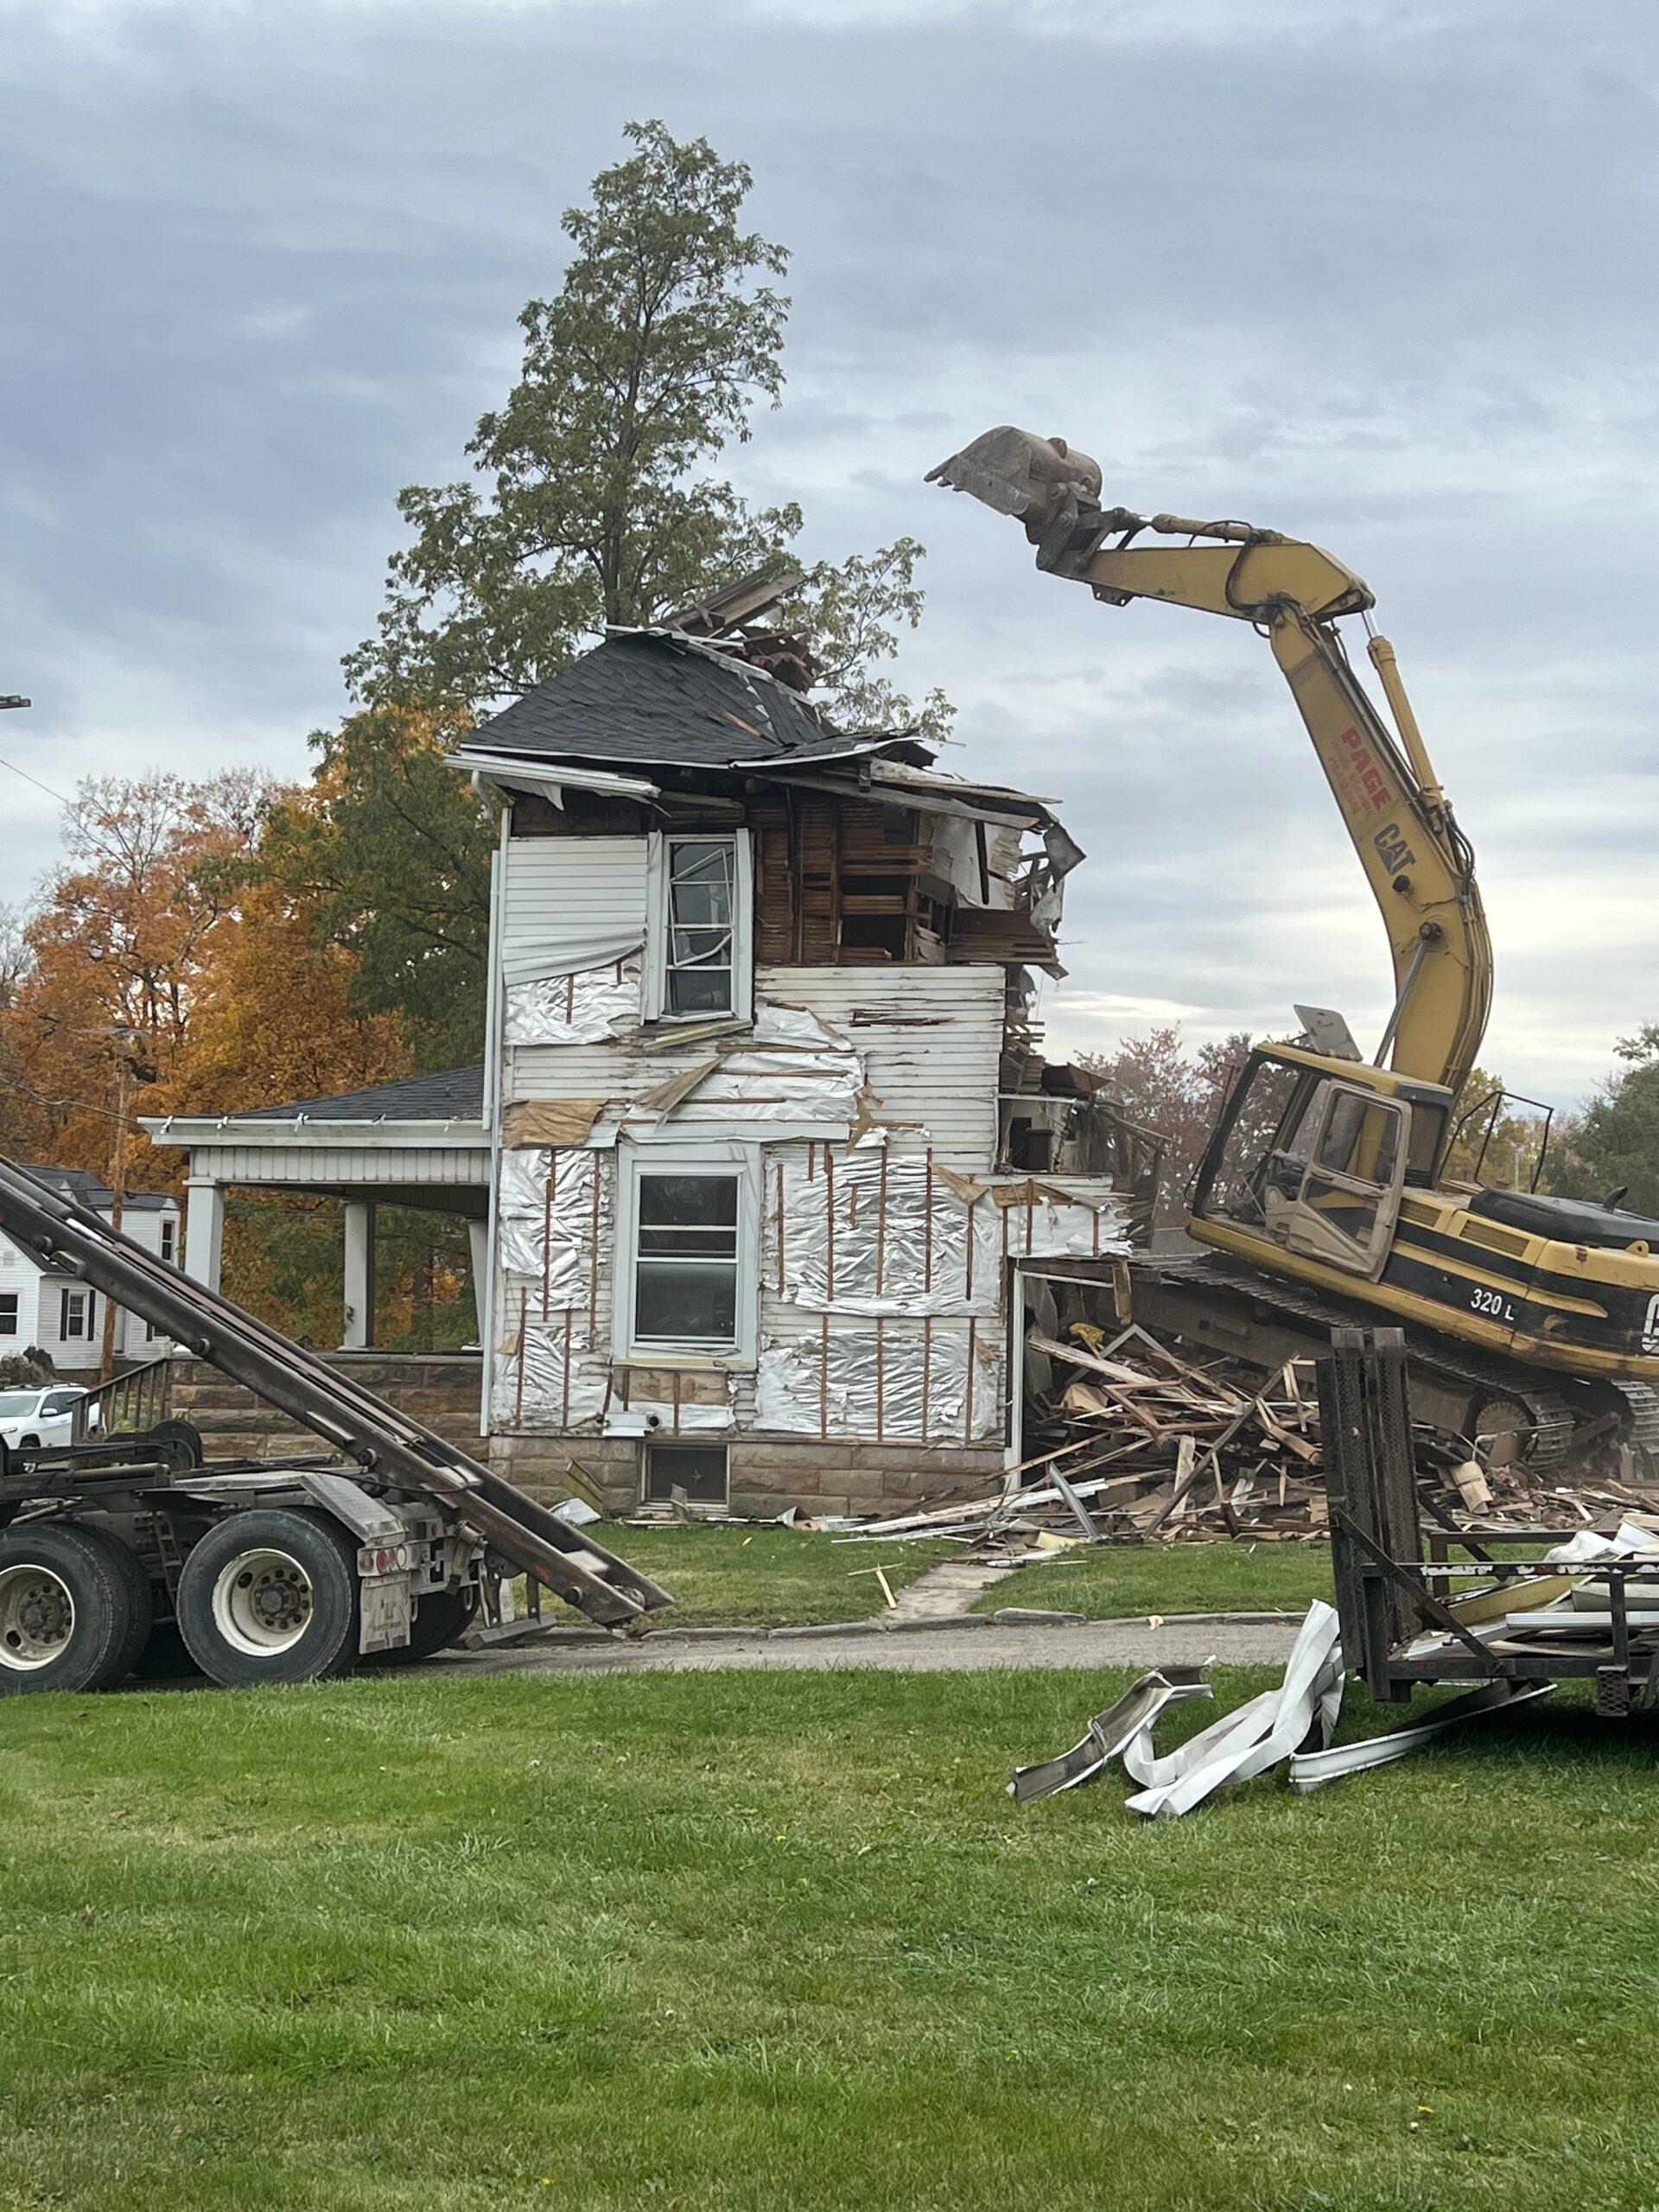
[0,1167,181,1376]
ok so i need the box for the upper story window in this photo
[645,832,753,1023]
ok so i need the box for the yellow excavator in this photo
[930,425,1659,1467]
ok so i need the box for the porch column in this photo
[183,1173,224,1294]
[467,1217,490,1345]
[342,1202,376,1350]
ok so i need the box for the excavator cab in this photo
[1192,1046,1452,1284]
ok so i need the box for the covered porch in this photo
[140,1067,490,1352]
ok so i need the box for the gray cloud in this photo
[2,0,1656,1107]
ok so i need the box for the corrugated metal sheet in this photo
[500,836,647,983]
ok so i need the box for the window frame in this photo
[643,829,753,1025]
[59,1287,95,1341]
[613,1144,759,1366]
[642,1440,731,1509]
[0,1292,16,1338]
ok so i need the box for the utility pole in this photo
[99,1047,131,1383]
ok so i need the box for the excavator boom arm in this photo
[928,428,1493,1093]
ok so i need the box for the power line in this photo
[0,752,73,810]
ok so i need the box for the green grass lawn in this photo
[4,1668,1659,2210]
[976,1538,1339,1619]
[608,1525,962,1627]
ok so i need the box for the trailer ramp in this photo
[0,1155,671,1629]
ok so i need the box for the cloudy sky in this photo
[2,0,1655,1103]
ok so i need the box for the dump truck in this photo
[0,1154,671,1693]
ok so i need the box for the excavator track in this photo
[1612,1383,1659,1460]
[1129,1252,1617,1474]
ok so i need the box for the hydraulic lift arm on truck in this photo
[0,1153,671,1692]
[929,427,1659,1466]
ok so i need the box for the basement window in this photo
[643,1440,729,1508]
[645,831,753,1021]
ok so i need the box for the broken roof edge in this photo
[446,751,663,805]
[603,624,939,761]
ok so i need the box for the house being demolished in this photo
[448,583,1156,1517]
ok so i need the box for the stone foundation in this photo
[168,1354,487,1460]
[166,1358,1001,1518]
[490,1432,1006,1518]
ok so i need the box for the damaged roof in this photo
[463,629,930,774]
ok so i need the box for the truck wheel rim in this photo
[0,1564,76,1672]
[211,1548,315,1657]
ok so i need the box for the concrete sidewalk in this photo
[424,1612,1303,1680]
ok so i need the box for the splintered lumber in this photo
[836,1309,1626,1554]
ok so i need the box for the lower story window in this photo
[644,1440,729,1507]
[0,1293,16,1338]
[634,1173,741,1347]
[60,1288,95,1340]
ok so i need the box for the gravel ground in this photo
[424,1614,1303,1680]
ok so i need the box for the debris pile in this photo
[857,1321,1329,1547]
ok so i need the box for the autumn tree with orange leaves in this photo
[3,774,266,1173]
[0,769,477,1345]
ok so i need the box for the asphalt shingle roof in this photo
[26,1166,174,1211]
[234,1067,486,1124]
[466,630,909,771]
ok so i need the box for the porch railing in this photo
[77,1354,175,1440]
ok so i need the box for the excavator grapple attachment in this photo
[926,425,1101,529]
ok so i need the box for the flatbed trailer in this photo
[1320,1326,1657,1717]
[0,1154,671,1693]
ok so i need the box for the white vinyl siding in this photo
[507,966,1005,1168]
[499,836,648,985]
[753,966,1005,1171]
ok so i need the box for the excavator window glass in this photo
[1284,1084,1408,1275]
[1314,1092,1400,1185]
[1405,1103,1445,1185]
[1194,1059,1309,1227]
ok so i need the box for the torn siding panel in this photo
[755,1321,1001,1444]
[507,995,869,1139]
[505,957,641,1045]
[492,1146,616,1432]
[499,836,646,983]
[762,1143,1128,1319]
[488,1129,1128,1446]
[753,965,1003,1166]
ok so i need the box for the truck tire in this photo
[100,1530,158,1682]
[129,1619,204,1682]
[376,1586,478,1665]
[175,1510,359,1689]
[0,1522,152,1694]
